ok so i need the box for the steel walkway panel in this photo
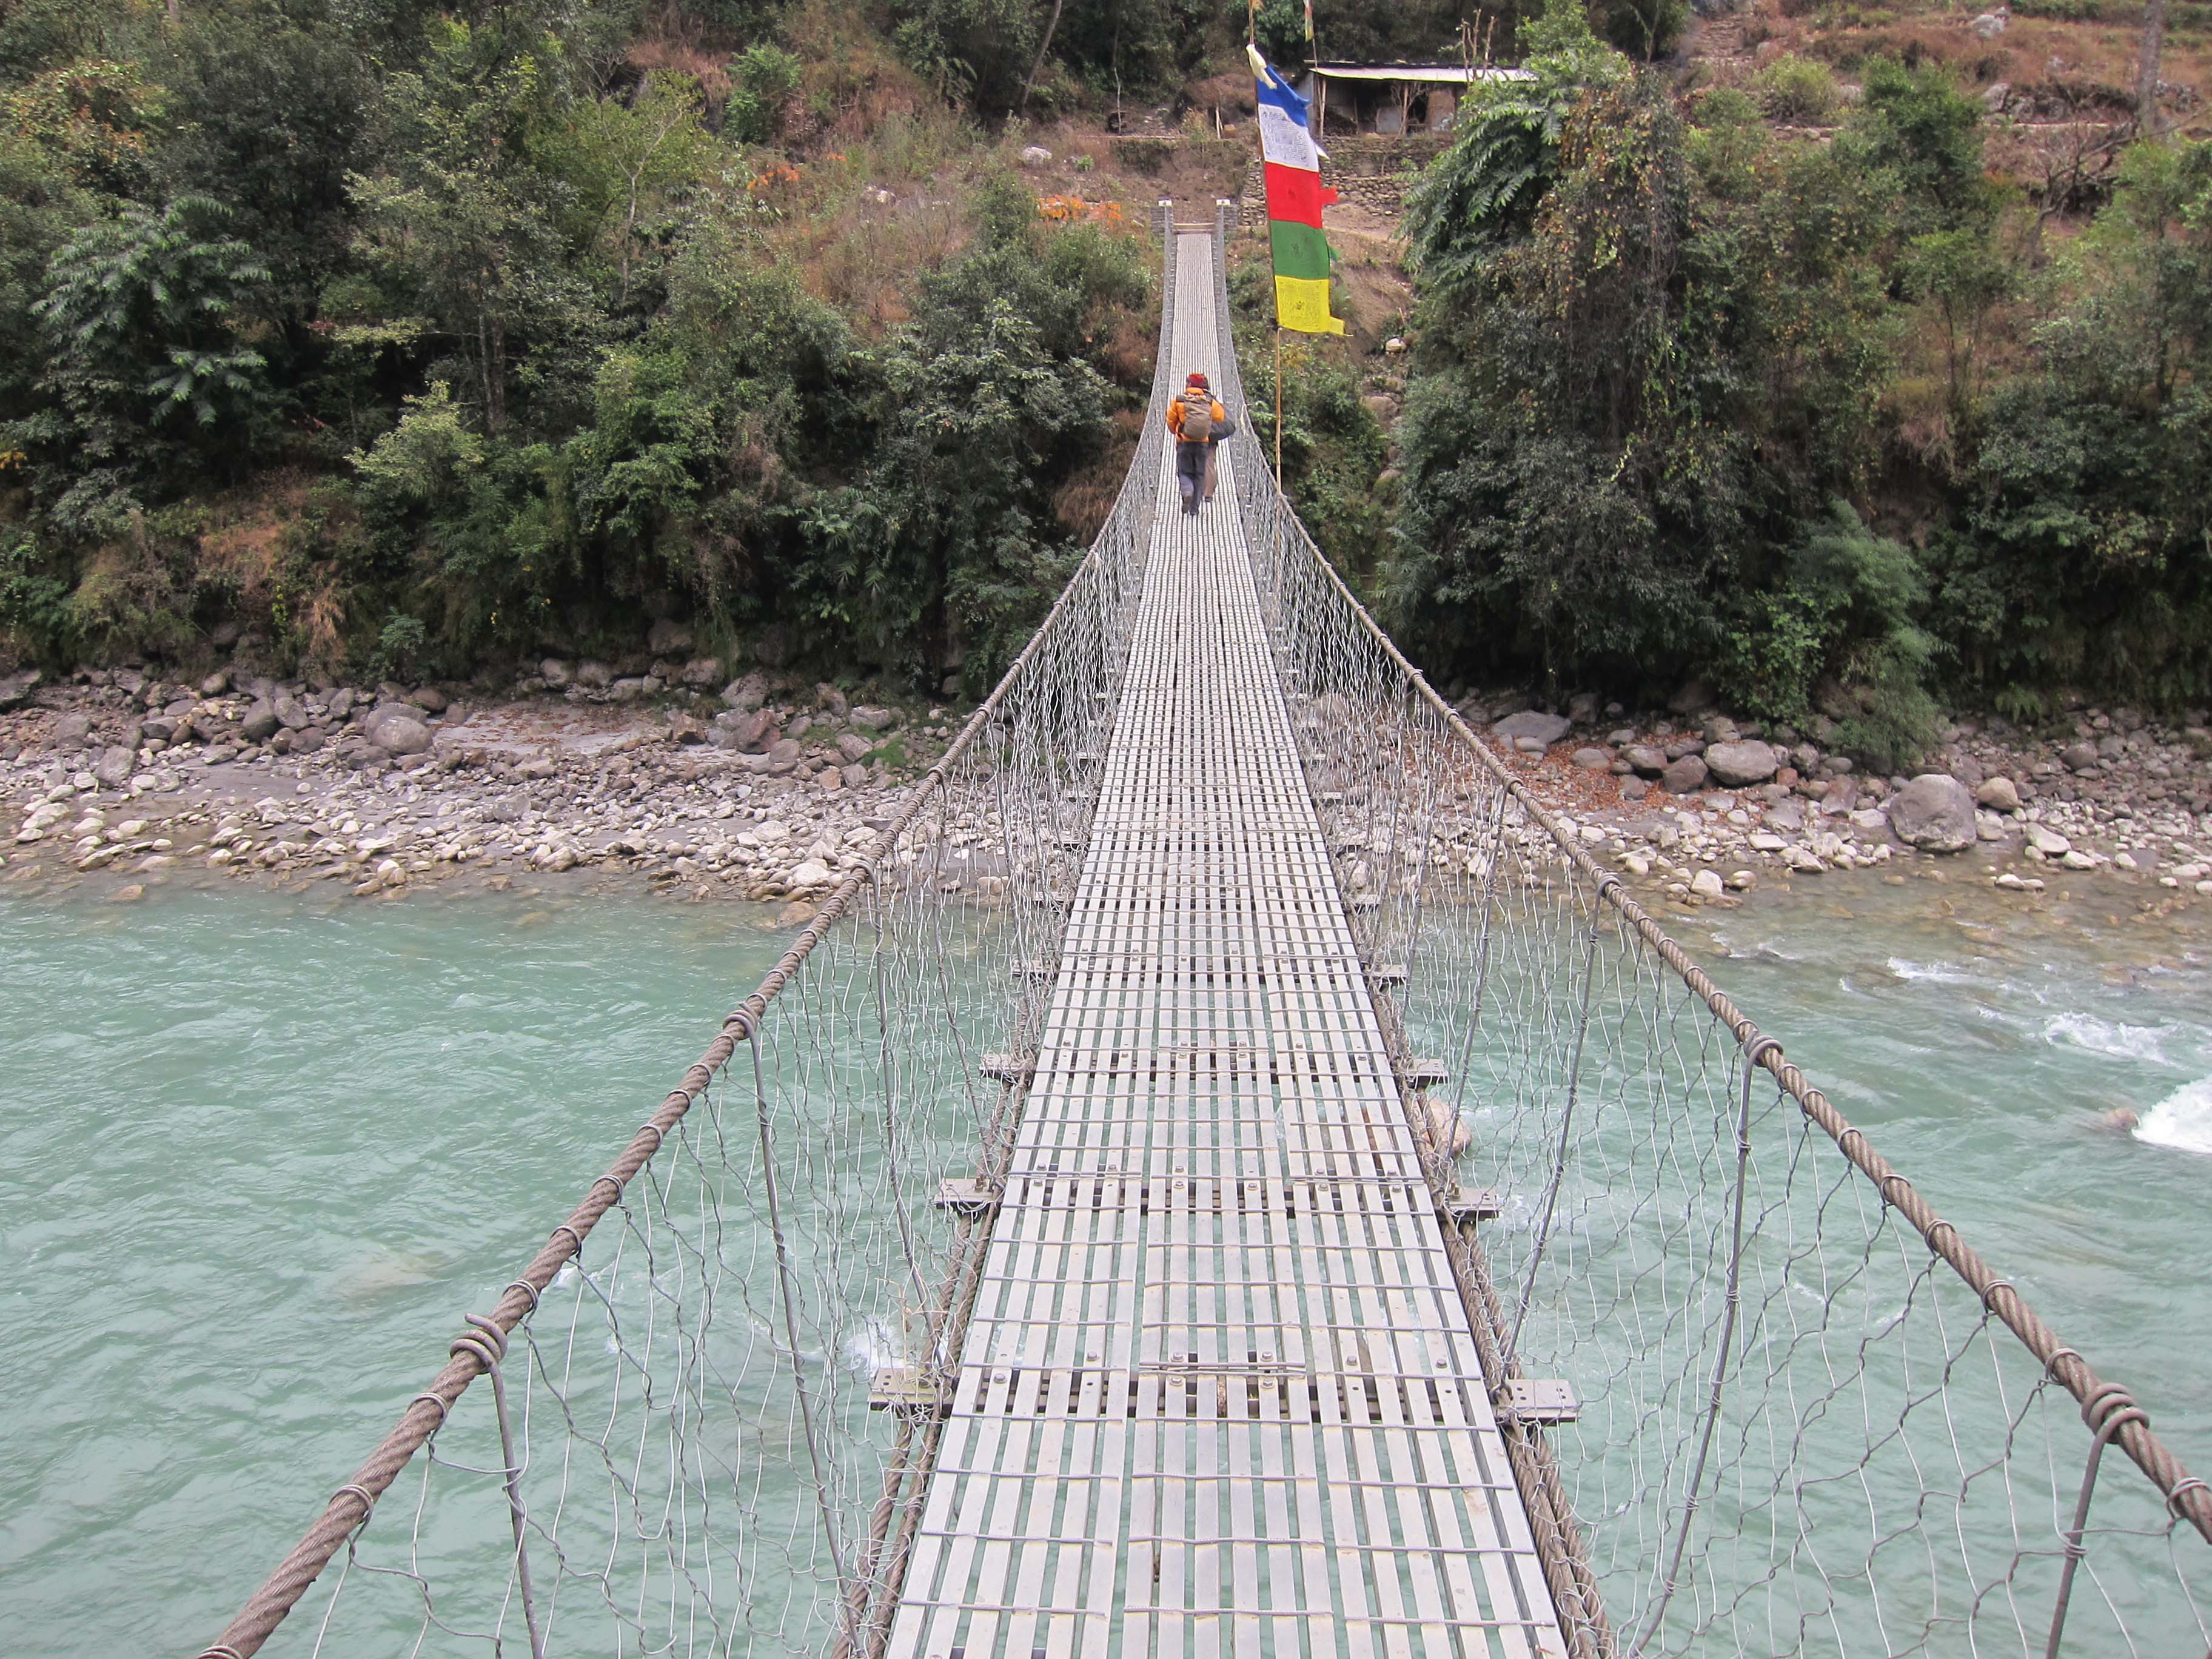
[883,233,1569,1659]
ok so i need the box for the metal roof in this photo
[1309,61,1535,83]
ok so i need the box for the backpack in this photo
[1178,389,1215,444]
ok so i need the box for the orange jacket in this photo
[1166,390,1228,443]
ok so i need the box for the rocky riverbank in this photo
[4,662,2210,923]
[0,663,961,904]
[1456,689,2212,916]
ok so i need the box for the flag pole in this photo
[1274,330,1284,483]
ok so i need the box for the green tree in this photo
[155,12,372,332]
[345,16,600,435]
[21,193,271,525]
[1402,0,1622,301]
[538,71,722,310]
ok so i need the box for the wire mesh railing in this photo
[193,206,1182,1659]
[1205,200,2212,1658]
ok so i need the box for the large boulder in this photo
[364,704,434,756]
[721,673,769,712]
[95,745,135,788]
[575,660,614,689]
[1886,773,1977,852]
[1704,740,1780,788]
[372,717,433,757]
[1658,754,1709,795]
[238,702,281,743]
[273,689,310,730]
[679,657,723,687]
[1492,709,1571,747]
[712,708,777,753]
[0,670,39,711]
[1622,745,1668,776]
[850,705,897,732]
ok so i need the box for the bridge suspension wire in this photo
[1208,204,2211,1653]
[192,210,2208,1659]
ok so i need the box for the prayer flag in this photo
[1247,44,1345,336]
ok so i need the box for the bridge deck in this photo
[883,233,1567,1659]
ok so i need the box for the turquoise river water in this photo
[1,873,2206,1655]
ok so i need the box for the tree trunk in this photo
[1018,0,1067,113]
[2139,0,2167,132]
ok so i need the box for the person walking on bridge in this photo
[1166,372,1232,517]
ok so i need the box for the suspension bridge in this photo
[198,211,2210,1659]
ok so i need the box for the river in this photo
[0,871,2204,1654]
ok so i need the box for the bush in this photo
[1715,501,1939,766]
[726,44,802,146]
[1752,55,1841,124]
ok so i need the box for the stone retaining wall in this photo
[1235,135,1450,225]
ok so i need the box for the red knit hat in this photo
[1187,371,1209,389]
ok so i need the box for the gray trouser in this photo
[1176,441,1208,508]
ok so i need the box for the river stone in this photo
[679,657,723,687]
[0,671,37,711]
[540,659,573,688]
[1659,754,1709,795]
[721,673,768,712]
[712,708,776,752]
[2059,740,2098,772]
[2025,823,2071,856]
[1690,869,1726,899]
[50,711,93,749]
[1704,740,1779,788]
[1623,745,1667,776]
[788,858,834,888]
[371,713,434,757]
[273,689,310,730]
[837,732,873,763]
[851,705,896,732]
[95,745,135,788]
[1492,710,1572,747]
[817,683,850,718]
[409,686,448,713]
[238,702,280,743]
[766,738,802,775]
[1886,773,1977,852]
[1570,746,1612,769]
[1976,776,2022,813]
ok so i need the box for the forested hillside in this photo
[1379,0,2212,753]
[0,0,1185,694]
[4,0,2209,750]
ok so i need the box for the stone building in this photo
[1305,61,1532,137]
